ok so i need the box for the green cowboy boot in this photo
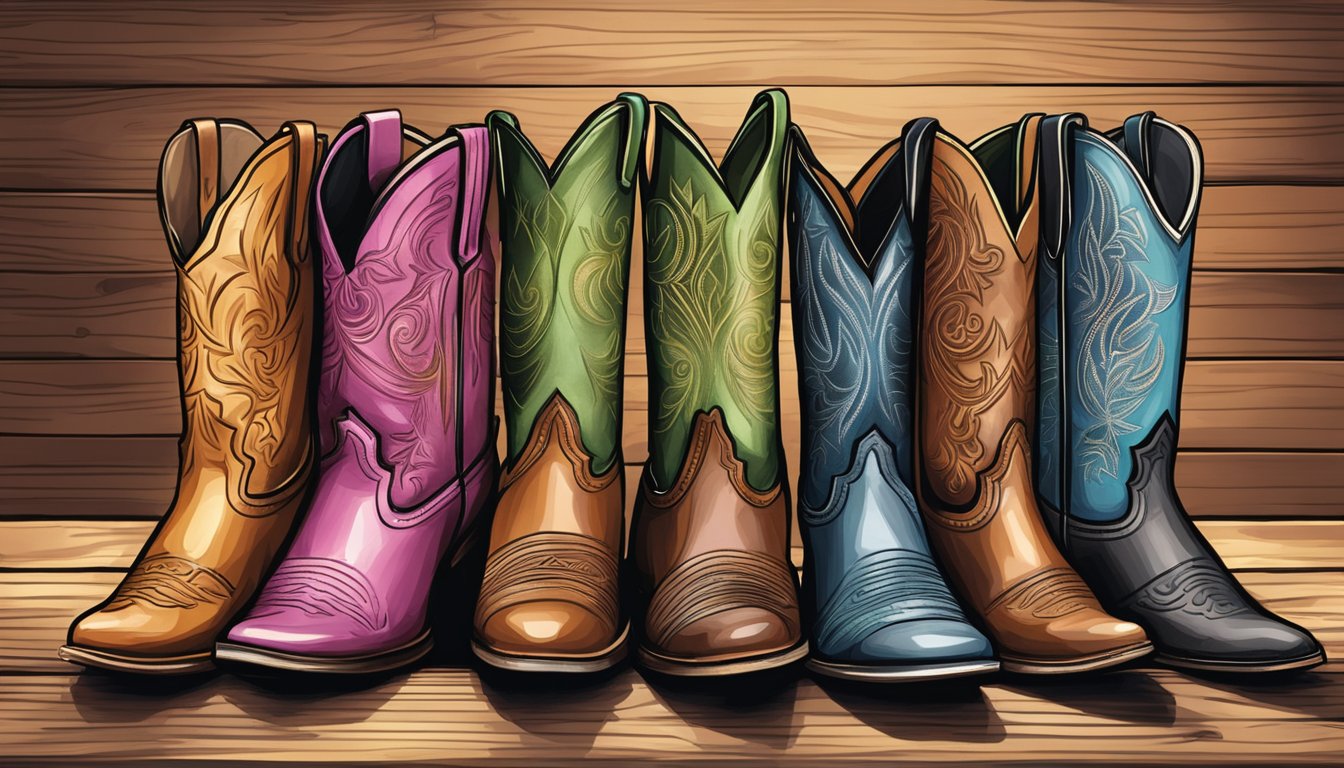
[473,94,648,673]
[630,89,805,676]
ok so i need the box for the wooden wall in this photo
[2,0,1343,528]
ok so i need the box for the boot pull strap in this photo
[1015,113,1045,212]
[615,92,649,191]
[362,110,403,190]
[1039,113,1087,262]
[900,117,938,233]
[455,125,490,266]
[188,119,220,229]
[1123,111,1156,182]
[282,121,321,263]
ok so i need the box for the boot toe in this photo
[1161,613,1323,664]
[69,603,205,656]
[479,601,615,656]
[848,619,995,664]
[654,607,798,661]
[1045,610,1150,656]
[225,610,381,656]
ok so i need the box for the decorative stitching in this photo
[645,549,798,648]
[249,557,386,631]
[110,555,235,610]
[813,550,969,654]
[986,566,1095,619]
[474,532,620,631]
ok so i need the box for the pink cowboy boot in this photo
[217,111,497,673]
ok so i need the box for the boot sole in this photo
[637,640,809,677]
[471,624,630,674]
[58,644,214,675]
[999,641,1153,675]
[1156,648,1326,674]
[214,629,433,675]
[806,657,1000,683]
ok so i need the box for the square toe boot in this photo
[913,116,1152,675]
[216,113,497,674]
[471,97,646,673]
[630,91,805,676]
[790,122,996,682]
[60,120,323,675]
[1034,113,1324,673]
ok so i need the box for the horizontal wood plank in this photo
[0,573,1339,766]
[4,518,1338,573]
[4,1,1344,87]
[5,87,1344,189]
[4,269,1339,360]
[5,437,1338,521]
[7,186,1342,275]
[2,360,1342,453]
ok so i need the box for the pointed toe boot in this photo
[61,119,323,675]
[1035,113,1324,673]
[913,116,1153,675]
[789,122,996,682]
[470,96,646,673]
[631,90,805,677]
[216,112,497,674]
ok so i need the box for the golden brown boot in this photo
[59,119,323,674]
[913,115,1152,674]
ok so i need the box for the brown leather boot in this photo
[59,119,322,674]
[913,115,1152,674]
[631,411,805,676]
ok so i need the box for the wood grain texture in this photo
[5,519,1338,573]
[4,269,1339,360]
[5,86,1344,190]
[3,359,1342,452]
[8,186,1341,274]
[4,1,1344,87]
[0,574,1339,763]
[5,436,1339,521]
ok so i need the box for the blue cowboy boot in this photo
[1036,112,1324,673]
[790,120,996,681]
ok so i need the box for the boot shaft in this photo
[314,112,495,511]
[1036,113,1203,521]
[491,95,647,474]
[640,89,790,492]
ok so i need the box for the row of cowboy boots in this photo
[60,92,1323,679]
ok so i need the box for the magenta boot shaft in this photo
[218,111,496,673]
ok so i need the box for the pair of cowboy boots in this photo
[473,90,804,676]
[216,111,498,673]
[1034,113,1324,673]
[61,119,324,674]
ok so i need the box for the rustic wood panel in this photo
[3,360,1342,452]
[5,87,1344,190]
[8,186,1341,274]
[4,269,1339,360]
[0,575,1339,763]
[5,519,1338,573]
[4,1,1344,87]
[5,436,1338,520]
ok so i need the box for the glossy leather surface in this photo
[1035,114,1323,669]
[789,122,991,669]
[914,117,1150,667]
[224,113,496,660]
[65,119,322,668]
[632,411,802,665]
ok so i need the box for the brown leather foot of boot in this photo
[632,411,806,677]
[472,397,628,673]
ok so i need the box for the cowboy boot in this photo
[1035,112,1324,673]
[471,94,647,673]
[60,119,322,674]
[913,115,1152,674]
[631,89,805,676]
[790,121,997,682]
[217,112,497,673]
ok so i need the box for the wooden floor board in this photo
[5,87,1344,189]
[4,1,1344,87]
